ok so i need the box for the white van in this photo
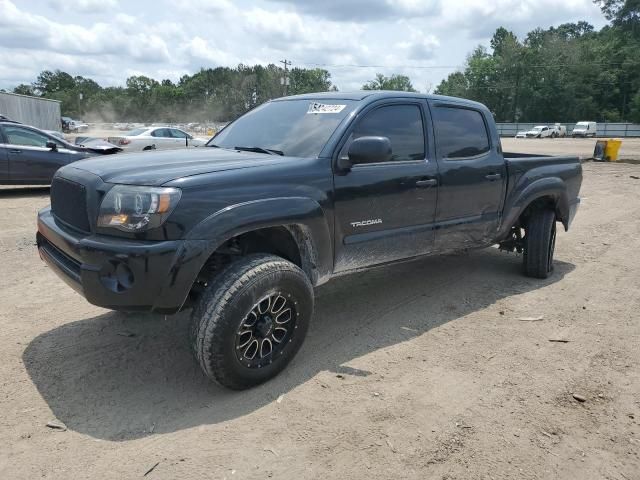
[552,123,567,137]
[572,121,597,138]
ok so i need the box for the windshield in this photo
[532,126,544,131]
[209,99,356,157]
[126,128,148,136]
[576,122,589,127]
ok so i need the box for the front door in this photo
[170,129,190,148]
[429,103,506,250]
[2,125,80,184]
[151,128,179,150]
[333,101,438,272]
[0,130,8,183]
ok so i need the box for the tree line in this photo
[435,1,640,122]
[11,65,336,123]
[9,67,417,123]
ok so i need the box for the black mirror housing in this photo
[348,136,392,166]
[46,141,58,151]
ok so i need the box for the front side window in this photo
[4,126,57,148]
[432,107,490,159]
[170,129,188,139]
[344,104,425,162]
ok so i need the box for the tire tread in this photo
[190,254,312,389]
[523,208,556,279]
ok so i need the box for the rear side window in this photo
[347,104,425,162]
[432,107,490,159]
[152,128,171,138]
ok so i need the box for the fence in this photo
[497,122,640,138]
[0,92,62,131]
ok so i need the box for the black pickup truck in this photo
[37,92,582,389]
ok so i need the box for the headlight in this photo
[97,185,181,232]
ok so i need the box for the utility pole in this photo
[280,59,291,96]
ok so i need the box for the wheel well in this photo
[500,196,559,253]
[518,196,559,228]
[187,226,314,306]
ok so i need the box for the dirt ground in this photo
[501,137,640,161]
[1,161,639,479]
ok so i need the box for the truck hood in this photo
[65,147,290,186]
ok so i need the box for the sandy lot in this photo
[502,137,640,161]
[1,162,639,479]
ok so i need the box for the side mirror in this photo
[340,136,392,170]
[46,141,58,151]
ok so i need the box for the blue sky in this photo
[0,0,607,91]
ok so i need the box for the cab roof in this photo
[276,90,487,109]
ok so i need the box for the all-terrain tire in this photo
[523,208,557,279]
[190,254,313,390]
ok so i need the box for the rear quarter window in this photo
[432,107,490,159]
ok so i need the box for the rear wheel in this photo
[523,209,556,279]
[190,254,313,390]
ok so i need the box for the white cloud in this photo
[48,0,119,13]
[0,0,608,92]
[441,0,605,39]
[264,0,441,22]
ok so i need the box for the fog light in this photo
[100,261,135,293]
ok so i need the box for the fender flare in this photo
[498,177,570,239]
[186,196,333,285]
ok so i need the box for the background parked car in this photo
[572,121,597,137]
[0,121,121,184]
[525,125,553,138]
[107,126,208,151]
[67,120,89,133]
[61,117,88,133]
[552,124,567,137]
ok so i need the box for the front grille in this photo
[51,177,91,232]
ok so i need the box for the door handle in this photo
[9,149,22,154]
[416,178,438,188]
[485,173,502,181]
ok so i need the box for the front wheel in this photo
[523,209,557,279]
[190,254,313,390]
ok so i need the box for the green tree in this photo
[362,73,417,92]
[435,14,640,122]
[595,0,640,34]
[13,84,35,96]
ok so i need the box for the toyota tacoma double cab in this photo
[36,92,582,389]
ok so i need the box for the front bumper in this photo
[37,207,209,313]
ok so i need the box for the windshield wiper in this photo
[234,146,284,156]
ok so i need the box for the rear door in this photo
[333,100,439,272]
[3,125,82,184]
[429,102,506,250]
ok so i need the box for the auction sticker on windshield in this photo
[307,102,347,114]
